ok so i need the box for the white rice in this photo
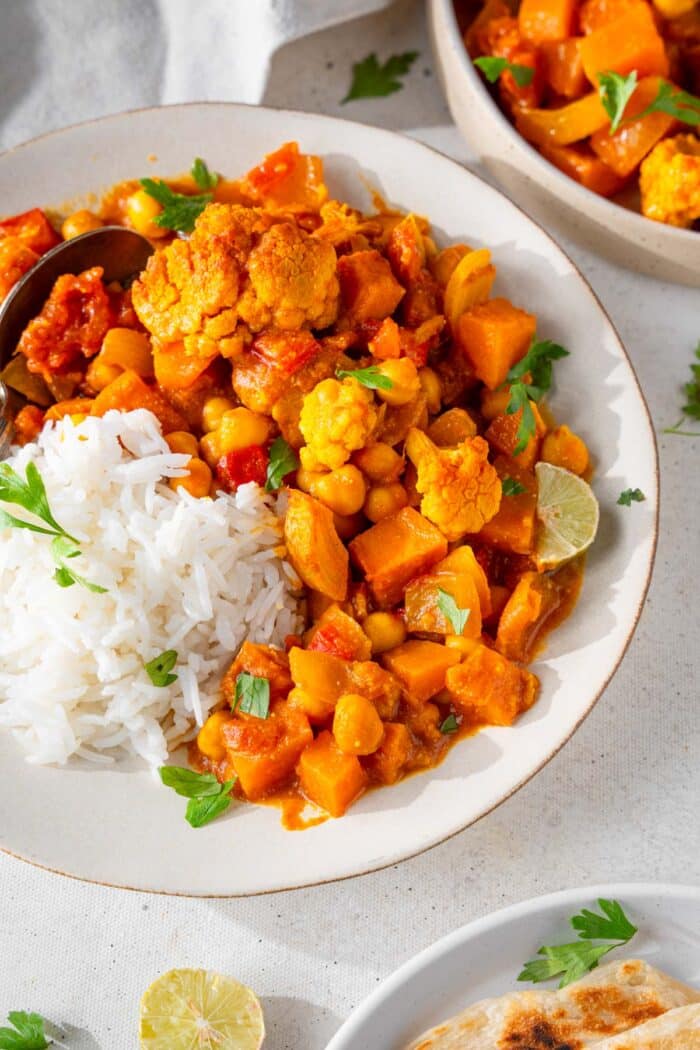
[0,409,301,768]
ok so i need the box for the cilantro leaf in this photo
[598,71,638,133]
[617,487,645,506]
[234,673,270,719]
[159,766,223,798]
[139,178,212,233]
[474,55,535,88]
[0,462,76,541]
[502,476,527,496]
[0,1010,50,1049]
[342,51,419,103]
[571,899,638,941]
[265,436,299,492]
[145,650,178,687]
[639,80,700,127]
[437,588,470,634]
[186,783,235,828]
[440,713,459,735]
[664,342,700,436]
[191,157,219,191]
[336,365,393,390]
[504,338,570,454]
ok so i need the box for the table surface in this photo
[0,2,698,1048]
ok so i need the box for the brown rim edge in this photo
[0,102,660,897]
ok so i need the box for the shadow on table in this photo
[46,1021,101,1049]
[261,995,342,1050]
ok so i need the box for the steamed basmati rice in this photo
[0,409,302,768]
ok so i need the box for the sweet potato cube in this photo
[404,572,482,638]
[382,640,460,702]
[223,702,313,800]
[308,604,372,661]
[0,207,60,254]
[0,236,39,301]
[91,369,188,433]
[485,402,547,471]
[456,298,536,391]
[578,4,670,84]
[349,506,448,607]
[496,571,563,661]
[590,76,678,176]
[284,490,349,601]
[338,249,405,324]
[519,0,577,43]
[363,722,413,785]
[297,730,368,816]
[478,456,537,554]
[444,646,539,726]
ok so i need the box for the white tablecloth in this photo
[0,2,698,1047]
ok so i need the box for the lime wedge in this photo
[534,462,599,569]
[140,969,265,1050]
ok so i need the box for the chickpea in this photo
[445,634,478,658]
[362,611,406,655]
[196,710,231,762]
[541,425,590,476]
[199,431,222,468]
[169,457,212,498]
[418,367,442,414]
[125,188,170,239]
[85,357,122,392]
[375,358,421,407]
[312,464,367,516]
[201,396,236,434]
[352,442,403,483]
[61,209,103,240]
[363,481,408,523]
[218,407,270,454]
[164,431,199,457]
[333,693,384,755]
[296,467,327,494]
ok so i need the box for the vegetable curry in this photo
[0,143,593,823]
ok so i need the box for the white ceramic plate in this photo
[0,104,657,895]
[428,0,700,287]
[327,883,700,1049]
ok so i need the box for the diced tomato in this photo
[368,317,401,360]
[253,329,321,376]
[0,236,39,301]
[12,404,45,445]
[241,142,327,211]
[308,623,357,661]
[0,208,60,255]
[216,445,269,491]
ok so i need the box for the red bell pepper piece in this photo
[216,445,269,491]
[0,208,61,255]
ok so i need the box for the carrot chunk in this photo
[578,4,670,84]
[297,730,368,816]
[519,0,577,43]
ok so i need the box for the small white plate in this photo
[327,883,700,1049]
[0,104,657,895]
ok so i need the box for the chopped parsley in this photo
[502,476,527,496]
[0,1011,51,1049]
[617,488,645,506]
[664,342,700,436]
[342,51,419,103]
[474,55,535,88]
[145,650,178,687]
[336,365,393,391]
[139,177,213,233]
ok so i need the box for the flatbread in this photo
[591,1003,700,1049]
[404,960,700,1050]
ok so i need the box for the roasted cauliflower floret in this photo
[132,204,340,360]
[640,134,700,229]
[405,428,502,541]
[299,377,378,470]
[239,221,339,331]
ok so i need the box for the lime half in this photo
[535,462,599,569]
[140,968,265,1050]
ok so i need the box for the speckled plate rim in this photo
[326,883,700,1049]
[0,103,659,895]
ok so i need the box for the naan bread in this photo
[591,1003,700,1048]
[404,960,700,1050]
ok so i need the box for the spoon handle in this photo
[0,381,12,460]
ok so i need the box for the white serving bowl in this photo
[0,103,657,895]
[428,0,700,286]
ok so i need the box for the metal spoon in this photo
[0,226,153,457]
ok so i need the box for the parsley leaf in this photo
[0,1010,50,1049]
[191,157,219,191]
[342,51,419,103]
[502,476,527,496]
[234,673,270,719]
[336,365,393,390]
[617,487,645,506]
[518,899,638,988]
[664,342,700,436]
[440,713,459,735]
[139,178,213,233]
[598,70,638,133]
[160,767,236,828]
[639,80,700,127]
[265,436,299,492]
[50,535,106,593]
[504,338,570,454]
[474,55,535,88]
[145,650,178,687]
[437,588,471,634]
